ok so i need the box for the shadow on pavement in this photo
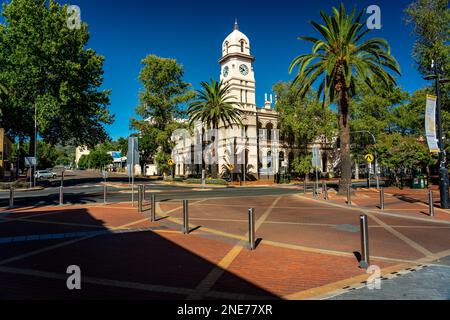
[0,207,278,300]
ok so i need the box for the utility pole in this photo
[425,61,450,209]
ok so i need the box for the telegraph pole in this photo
[426,61,450,209]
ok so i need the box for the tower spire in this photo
[234,18,239,31]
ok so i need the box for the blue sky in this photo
[4,0,428,140]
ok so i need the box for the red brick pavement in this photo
[0,190,449,300]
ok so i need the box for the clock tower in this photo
[219,20,256,112]
[217,20,258,180]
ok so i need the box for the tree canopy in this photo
[132,55,194,174]
[0,0,113,151]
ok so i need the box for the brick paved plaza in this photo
[1,186,449,300]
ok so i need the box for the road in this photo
[0,170,301,208]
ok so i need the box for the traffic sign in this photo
[168,159,174,166]
[312,147,321,169]
[230,164,235,171]
[25,157,37,167]
[365,154,374,163]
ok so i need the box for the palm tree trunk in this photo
[338,89,352,195]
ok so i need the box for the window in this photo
[245,90,248,103]
[266,123,273,141]
[267,151,272,168]
[240,40,244,53]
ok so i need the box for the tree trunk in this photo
[338,89,352,195]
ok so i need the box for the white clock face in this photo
[239,64,249,76]
[223,66,229,78]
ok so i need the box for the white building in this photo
[164,21,334,180]
[75,146,90,167]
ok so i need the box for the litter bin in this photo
[412,175,427,189]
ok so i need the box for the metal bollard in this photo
[150,194,156,222]
[324,183,329,201]
[248,208,256,250]
[59,186,64,206]
[360,215,370,268]
[138,185,143,213]
[142,185,146,202]
[183,200,189,234]
[429,190,435,217]
[379,188,385,210]
[9,187,14,209]
[347,187,352,205]
[103,184,107,205]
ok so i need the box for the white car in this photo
[35,170,57,180]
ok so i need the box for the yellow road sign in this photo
[168,159,174,166]
[365,154,374,163]
[230,165,235,171]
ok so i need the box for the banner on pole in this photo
[425,95,440,153]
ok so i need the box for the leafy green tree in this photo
[36,141,59,169]
[405,0,450,166]
[78,154,89,169]
[132,55,194,175]
[117,137,129,157]
[389,88,429,136]
[292,155,313,179]
[289,3,401,193]
[0,0,113,154]
[375,133,435,187]
[88,149,113,170]
[273,81,336,177]
[405,0,450,77]
[351,81,409,137]
[187,79,244,177]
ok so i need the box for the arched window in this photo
[240,40,245,53]
[266,123,274,142]
[224,41,229,55]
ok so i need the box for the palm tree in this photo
[187,79,243,178]
[289,3,401,193]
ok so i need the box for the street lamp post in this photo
[425,61,450,209]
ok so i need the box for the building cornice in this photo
[219,53,255,64]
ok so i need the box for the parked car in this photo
[35,170,57,180]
